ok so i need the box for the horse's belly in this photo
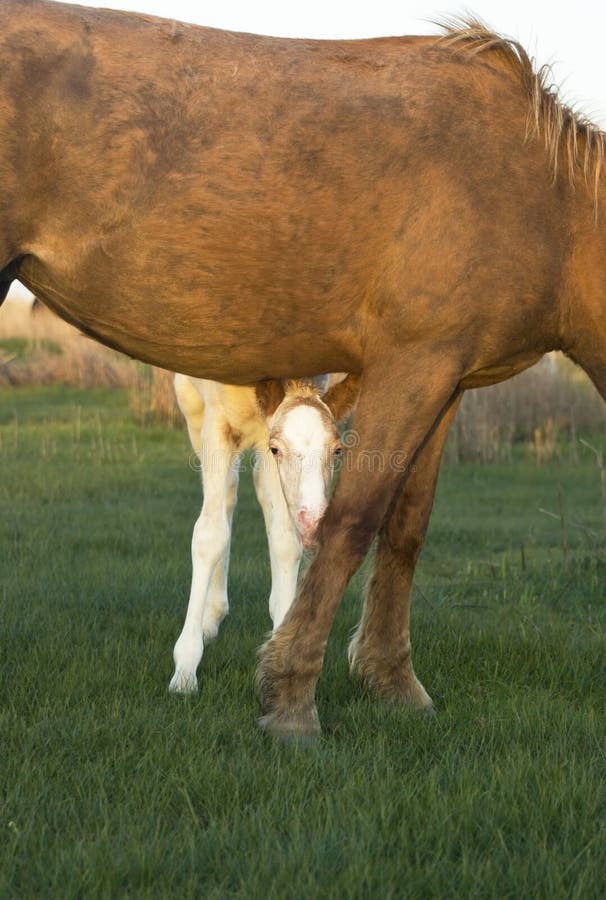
[19,255,362,382]
[460,352,544,388]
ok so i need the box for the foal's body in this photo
[2,2,606,736]
[170,374,348,693]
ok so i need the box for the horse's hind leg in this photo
[349,397,460,708]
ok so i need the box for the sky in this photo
[9,0,606,299]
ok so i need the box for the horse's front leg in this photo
[349,397,460,708]
[256,355,463,738]
[169,417,238,694]
[253,451,302,629]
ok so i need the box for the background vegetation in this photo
[1,300,605,896]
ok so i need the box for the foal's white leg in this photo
[169,422,238,694]
[201,459,239,641]
[253,451,302,629]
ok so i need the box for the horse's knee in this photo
[271,530,302,568]
[191,514,230,567]
[381,530,424,566]
[320,507,381,564]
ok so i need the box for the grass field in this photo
[1,385,605,898]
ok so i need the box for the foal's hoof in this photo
[257,706,322,743]
[168,671,199,694]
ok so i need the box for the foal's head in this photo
[256,376,358,548]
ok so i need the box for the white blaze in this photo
[274,404,335,539]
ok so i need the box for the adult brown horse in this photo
[2,1,605,738]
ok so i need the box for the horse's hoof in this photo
[168,672,199,694]
[257,706,322,743]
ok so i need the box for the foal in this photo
[169,374,356,694]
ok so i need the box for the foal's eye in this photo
[270,446,280,456]
[334,446,342,457]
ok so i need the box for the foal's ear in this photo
[322,374,360,423]
[255,379,286,418]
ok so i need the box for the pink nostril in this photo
[297,510,321,541]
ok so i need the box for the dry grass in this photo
[128,363,181,427]
[446,356,606,463]
[0,299,133,388]
[0,299,179,426]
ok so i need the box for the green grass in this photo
[1,386,605,898]
[0,336,62,359]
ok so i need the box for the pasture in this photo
[1,385,605,897]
